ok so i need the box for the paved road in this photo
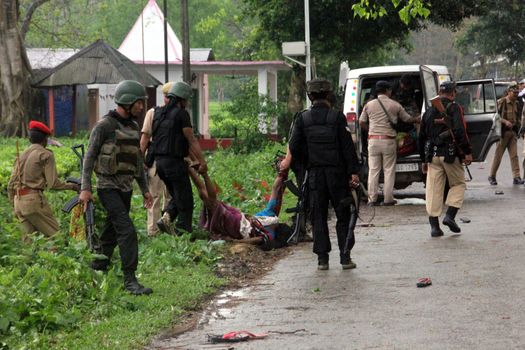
[149,146,525,350]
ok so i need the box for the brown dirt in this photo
[215,242,291,287]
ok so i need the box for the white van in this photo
[339,63,501,189]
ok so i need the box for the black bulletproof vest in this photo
[152,106,189,157]
[426,99,453,146]
[303,108,342,168]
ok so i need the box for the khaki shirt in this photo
[359,94,413,137]
[498,96,518,124]
[7,144,75,201]
[141,108,154,136]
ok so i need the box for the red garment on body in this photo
[200,201,244,240]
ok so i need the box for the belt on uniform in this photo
[368,135,396,140]
[17,188,42,196]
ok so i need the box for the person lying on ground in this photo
[188,166,291,250]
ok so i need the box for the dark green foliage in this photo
[209,79,292,153]
[242,0,496,81]
[457,0,525,66]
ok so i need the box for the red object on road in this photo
[417,277,432,288]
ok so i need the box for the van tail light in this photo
[346,112,357,133]
[346,112,356,122]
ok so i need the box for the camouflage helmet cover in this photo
[168,81,193,100]
[306,79,333,94]
[114,80,147,105]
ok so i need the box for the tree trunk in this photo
[0,0,32,136]
[287,65,305,114]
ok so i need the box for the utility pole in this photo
[304,0,311,107]
[163,0,168,82]
[181,0,191,83]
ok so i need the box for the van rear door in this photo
[419,65,439,108]
[456,79,500,162]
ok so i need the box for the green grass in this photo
[0,136,293,350]
[43,265,222,350]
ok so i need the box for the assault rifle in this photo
[430,96,473,181]
[61,144,97,251]
[285,170,308,245]
[340,183,364,255]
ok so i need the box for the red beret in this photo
[29,120,51,135]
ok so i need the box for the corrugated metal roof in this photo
[190,48,215,62]
[32,40,161,87]
[27,48,79,69]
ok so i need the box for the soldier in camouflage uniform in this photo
[79,80,153,295]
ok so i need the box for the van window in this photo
[456,82,497,114]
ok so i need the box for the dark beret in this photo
[439,81,456,93]
[375,80,392,91]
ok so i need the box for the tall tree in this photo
[0,0,51,136]
[243,0,493,109]
[456,0,525,78]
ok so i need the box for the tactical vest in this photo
[151,106,189,157]
[428,100,454,146]
[423,99,457,162]
[302,109,342,168]
[95,115,141,176]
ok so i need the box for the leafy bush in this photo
[209,78,292,153]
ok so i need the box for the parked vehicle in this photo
[338,63,501,189]
[494,81,514,99]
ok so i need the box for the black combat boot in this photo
[124,271,153,295]
[317,254,329,271]
[429,216,444,237]
[442,206,461,233]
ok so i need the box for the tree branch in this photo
[20,0,51,40]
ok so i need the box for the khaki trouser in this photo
[367,139,397,203]
[14,192,59,236]
[490,130,520,178]
[522,135,525,179]
[426,157,466,217]
[147,163,171,236]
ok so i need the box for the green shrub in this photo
[209,78,292,153]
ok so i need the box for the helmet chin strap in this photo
[125,101,137,118]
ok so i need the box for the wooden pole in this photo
[163,0,169,82]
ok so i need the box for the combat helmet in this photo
[168,81,193,100]
[115,80,147,105]
[306,79,333,94]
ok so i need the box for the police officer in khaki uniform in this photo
[140,82,173,236]
[488,83,523,185]
[419,81,472,237]
[8,121,79,237]
[80,80,154,295]
[359,80,420,206]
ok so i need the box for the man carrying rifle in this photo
[79,80,153,295]
[289,79,360,271]
[8,121,79,238]
[419,81,472,237]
